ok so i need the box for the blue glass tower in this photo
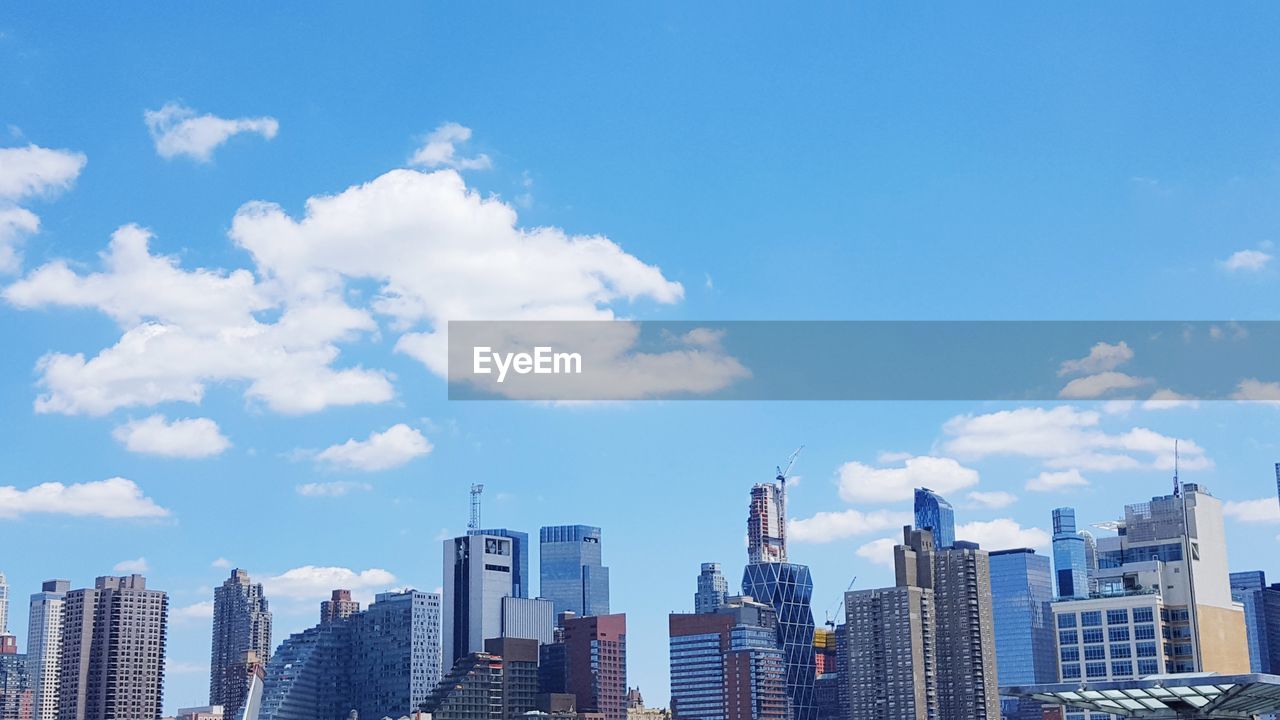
[989,549,1056,720]
[742,563,815,720]
[539,525,610,617]
[1051,507,1088,600]
[477,528,530,599]
[913,487,955,549]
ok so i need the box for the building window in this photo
[1106,609,1129,625]
[1085,662,1108,678]
[1082,628,1104,644]
[1059,630,1078,646]
[1134,624,1155,640]
[1084,645,1105,661]
[1058,614,1077,629]
[1137,659,1159,675]
[1136,642,1157,658]
[1062,663,1081,680]
[1109,627,1130,642]
[1081,611,1102,627]
[1133,607,1154,623]
[1061,647,1079,662]
[1111,661,1134,677]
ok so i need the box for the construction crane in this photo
[468,483,484,533]
[776,446,804,555]
[825,576,858,628]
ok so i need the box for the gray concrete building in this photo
[209,569,272,720]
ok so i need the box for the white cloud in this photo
[5,162,688,415]
[789,509,913,543]
[1025,469,1090,493]
[965,490,1018,509]
[1142,389,1199,411]
[855,537,898,568]
[167,660,209,674]
[837,455,979,503]
[1059,371,1152,399]
[409,122,491,170]
[955,518,1050,550]
[0,144,86,273]
[112,557,149,573]
[296,481,373,497]
[262,566,396,603]
[1058,341,1134,376]
[1231,379,1280,403]
[1220,249,1273,272]
[942,405,1211,473]
[1223,497,1280,523]
[112,414,230,458]
[313,424,432,472]
[211,557,231,569]
[0,477,169,519]
[144,102,278,162]
[171,601,214,622]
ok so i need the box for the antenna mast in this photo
[1173,440,1180,498]
[468,483,484,533]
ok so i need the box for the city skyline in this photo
[7,4,1280,716]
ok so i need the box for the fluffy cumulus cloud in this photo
[171,600,215,622]
[788,509,913,543]
[955,518,1050,550]
[1231,379,1280,403]
[1220,249,1273,272]
[0,477,168,519]
[0,143,87,272]
[4,158,701,417]
[112,414,230,458]
[942,405,1210,473]
[837,455,979,503]
[312,424,432,472]
[113,557,149,573]
[855,537,899,568]
[965,490,1018,509]
[1058,341,1134,376]
[262,566,396,604]
[296,480,373,497]
[1059,371,1152,399]
[410,122,492,170]
[1142,389,1199,411]
[1223,497,1280,523]
[144,102,278,162]
[1025,468,1090,493]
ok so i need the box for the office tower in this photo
[1078,530,1099,595]
[0,572,7,634]
[747,484,787,564]
[1051,508,1089,600]
[845,585,936,720]
[320,589,359,625]
[989,549,1056,720]
[479,529,531,600]
[0,648,32,720]
[540,525,610,618]
[421,652,503,720]
[353,590,444,718]
[501,596,555,644]
[913,488,956,549]
[1051,482,1248,710]
[485,638,540,720]
[258,621,354,720]
[561,614,627,720]
[669,599,786,720]
[210,569,272,719]
[695,563,729,614]
[1230,571,1280,674]
[444,533,517,668]
[59,575,168,720]
[743,480,816,720]
[26,580,66,720]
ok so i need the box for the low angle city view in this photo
[6,4,1280,720]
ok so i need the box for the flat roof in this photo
[1001,673,1280,718]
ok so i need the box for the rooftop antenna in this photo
[468,483,484,533]
[1172,440,1181,498]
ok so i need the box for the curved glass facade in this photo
[913,488,956,549]
[742,562,816,720]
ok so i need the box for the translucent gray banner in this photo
[446,320,1280,401]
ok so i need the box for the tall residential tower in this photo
[209,569,272,719]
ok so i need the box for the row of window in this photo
[1060,659,1161,679]
[1056,606,1155,629]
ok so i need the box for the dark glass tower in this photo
[1050,507,1088,599]
[913,487,955,549]
[989,549,1056,720]
[742,563,815,720]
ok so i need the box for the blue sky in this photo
[3,3,1280,713]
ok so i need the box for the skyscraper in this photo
[0,647,31,720]
[1051,507,1088,600]
[539,525,610,618]
[484,637,540,720]
[695,563,729,614]
[913,488,955,549]
[320,589,359,625]
[844,585,936,720]
[444,533,517,668]
[59,575,168,720]
[669,597,786,720]
[1230,571,1274,673]
[479,529,531,600]
[353,590,444,718]
[26,580,66,720]
[210,569,272,719]
[258,620,354,720]
[1078,529,1099,595]
[989,548,1056,720]
[0,572,8,635]
[561,614,627,720]
[742,481,816,720]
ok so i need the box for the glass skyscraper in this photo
[913,488,955,549]
[695,562,729,614]
[539,525,610,617]
[989,549,1056,720]
[1051,507,1089,600]
[742,562,816,720]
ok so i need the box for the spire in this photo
[1173,439,1181,498]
